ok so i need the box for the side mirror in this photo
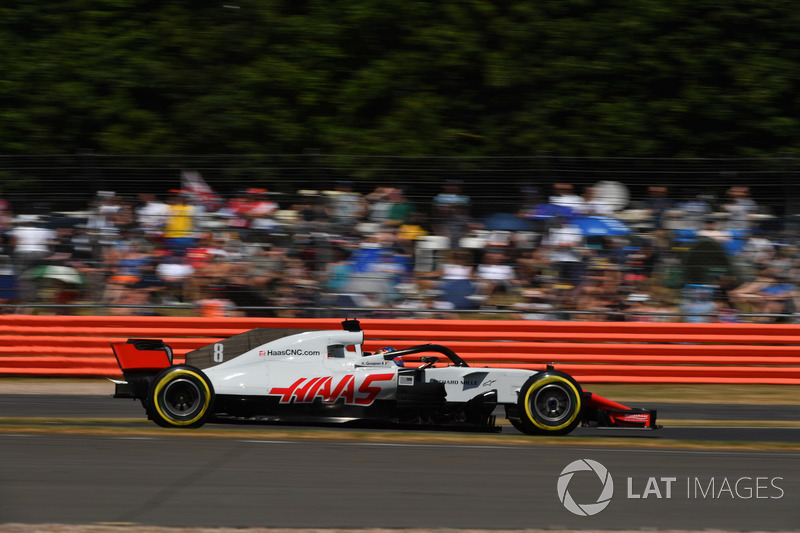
[418,355,439,369]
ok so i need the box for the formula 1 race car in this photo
[111,319,659,435]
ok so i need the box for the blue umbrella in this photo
[525,203,575,220]
[570,215,632,236]
[482,213,536,231]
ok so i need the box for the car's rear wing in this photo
[111,339,173,374]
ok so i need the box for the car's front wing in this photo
[582,391,660,430]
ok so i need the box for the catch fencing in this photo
[0,315,799,384]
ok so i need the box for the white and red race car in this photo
[111,319,659,435]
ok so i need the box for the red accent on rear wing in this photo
[111,339,173,372]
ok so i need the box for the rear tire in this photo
[147,365,214,428]
[515,371,582,436]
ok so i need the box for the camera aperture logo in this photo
[557,459,614,516]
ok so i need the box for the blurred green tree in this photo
[0,0,799,157]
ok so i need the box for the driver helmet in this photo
[373,346,396,355]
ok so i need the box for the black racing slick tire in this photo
[514,371,583,436]
[147,365,214,428]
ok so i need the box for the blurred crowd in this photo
[0,180,798,323]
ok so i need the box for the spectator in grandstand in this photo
[8,215,56,276]
[549,183,587,214]
[184,235,233,302]
[101,233,154,303]
[0,238,15,311]
[343,232,410,306]
[418,249,474,290]
[50,226,91,265]
[583,255,623,295]
[514,246,550,288]
[679,284,719,323]
[475,248,521,296]
[217,263,274,317]
[326,180,366,233]
[135,193,170,242]
[0,187,12,256]
[396,211,429,253]
[623,292,654,322]
[243,242,284,293]
[414,248,481,310]
[723,186,758,233]
[517,186,542,217]
[240,188,281,237]
[651,294,682,322]
[432,179,473,248]
[433,179,470,213]
[392,286,445,318]
[511,288,558,321]
[272,274,319,318]
[728,265,796,322]
[570,256,623,321]
[109,198,138,234]
[288,190,327,233]
[102,272,139,312]
[622,240,659,287]
[696,218,732,244]
[364,186,394,224]
[321,245,353,294]
[541,216,585,290]
[219,189,250,234]
[184,234,229,271]
[85,191,122,248]
[674,191,713,232]
[155,253,194,304]
[109,274,164,317]
[162,191,197,256]
[384,187,415,227]
[572,289,622,322]
[741,228,776,267]
[194,287,239,317]
[582,185,615,215]
[773,245,800,287]
[624,291,680,322]
[640,185,673,241]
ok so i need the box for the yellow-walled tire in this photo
[147,365,214,428]
[515,371,582,436]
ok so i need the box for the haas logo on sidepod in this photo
[269,374,394,406]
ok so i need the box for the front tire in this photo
[514,371,582,436]
[147,365,214,428]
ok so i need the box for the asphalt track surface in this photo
[1,394,799,530]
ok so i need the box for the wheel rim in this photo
[532,383,571,423]
[161,378,202,419]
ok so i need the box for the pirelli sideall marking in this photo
[269,373,394,405]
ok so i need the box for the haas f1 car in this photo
[111,319,659,435]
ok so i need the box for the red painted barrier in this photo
[0,316,799,384]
